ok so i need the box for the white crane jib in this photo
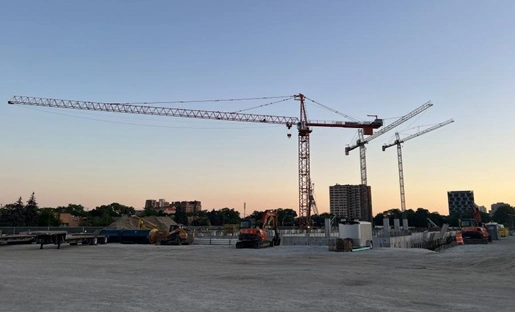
[345,101,433,185]
[382,119,455,214]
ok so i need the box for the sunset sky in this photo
[1,1,514,216]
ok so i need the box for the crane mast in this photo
[358,129,367,185]
[382,119,454,214]
[345,101,433,185]
[309,183,319,217]
[9,94,383,228]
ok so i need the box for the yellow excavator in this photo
[136,217,194,245]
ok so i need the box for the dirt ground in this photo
[0,236,514,312]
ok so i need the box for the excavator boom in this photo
[236,209,281,249]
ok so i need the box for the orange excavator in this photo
[236,209,281,249]
[459,204,490,244]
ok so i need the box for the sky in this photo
[1,1,514,217]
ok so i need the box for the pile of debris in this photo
[105,215,177,230]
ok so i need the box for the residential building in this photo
[329,184,372,222]
[172,201,202,214]
[144,199,202,214]
[145,199,157,209]
[59,212,81,227]
[447,190,475,216]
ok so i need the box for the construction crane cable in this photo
[128,95,295,106]
[232,97,293,113]
[19,105,277,129]
[304,96,359,121]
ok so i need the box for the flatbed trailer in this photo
[33,231,67,249]
[32,231,107,249]
[0,234,36,245]
[66,233,107,246]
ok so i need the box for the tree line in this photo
[0,193,138,227]
[373,205,515,228]
[0,193,300,227]
[2,193,513,229]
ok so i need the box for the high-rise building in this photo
[144,199,157,209]
[173,201,202,214]
[447,190,475,216]
[329,184,372,221]
[144,199,201,214]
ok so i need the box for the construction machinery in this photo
[8,94,383,228]
[345,101,433,185]
[135,216,194,245]
[157,224,194,245]
[459,205,490,244]
[236,209,280,248]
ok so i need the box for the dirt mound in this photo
[105,215,177,230]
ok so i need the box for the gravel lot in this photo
[1,236,514,312]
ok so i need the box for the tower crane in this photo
[382,119,454,222]
[309,183,319,217]
[8,94,382,227]
[345,101,433,185]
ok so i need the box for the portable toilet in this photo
[485,223,499,240]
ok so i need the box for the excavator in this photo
[236,209,281,249]
[157,224,194,245]
[459,205,490,244]
[136,217,194,245]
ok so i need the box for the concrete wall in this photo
[193,236,329,246]
[281,236,328,246]
[373,232,427,248]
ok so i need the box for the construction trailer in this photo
[338,221,373,248]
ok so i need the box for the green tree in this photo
[411,208,431,228]
[4,197,25,226]
[24,192,39,226]
[37,208,61,227]
[219,208,240,225]
[190,210,210,226]
[87,202,134,226]
[248,210,265,223]
[383,208,403,219]
[492,205,515,228]
[56,204,86,217]
[277,208,297,226]
[207,209,222,226]
[174,206,188,225]
[143,205,164,217]
[373,213,385,227]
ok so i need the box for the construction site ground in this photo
[1,236,514,312]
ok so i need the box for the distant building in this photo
[144,199,202,214]
[329,184,372,222]
[158,199,169,208]
[490,202,509,216]
[478,206,487,214]
[145,199,157,209]
[172,201,202,214]
[59,212,81,227]
[447,190,475,216]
